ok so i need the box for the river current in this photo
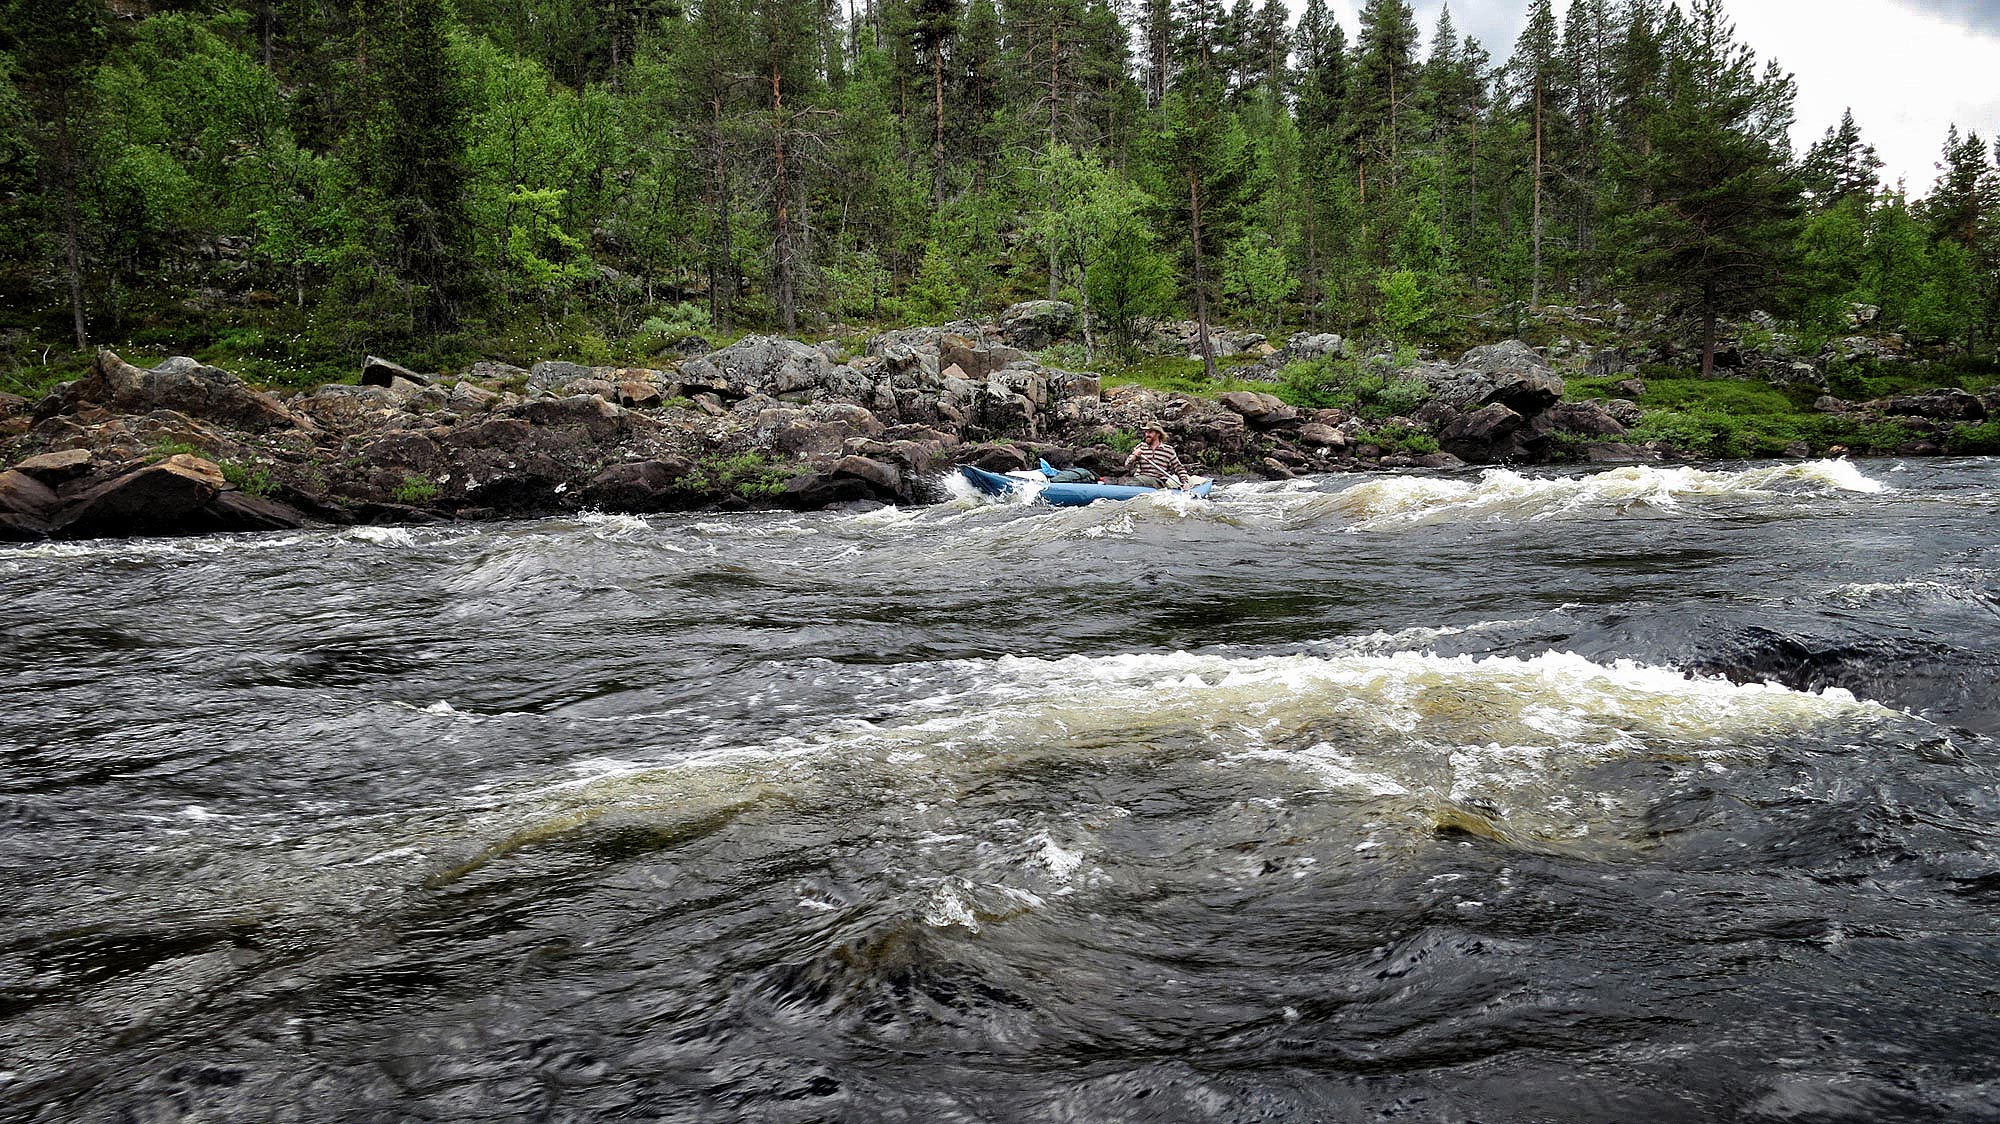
[3,458,1998,1123]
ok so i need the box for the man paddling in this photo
[1123,421,1194,490]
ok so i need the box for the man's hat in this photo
[1141,420,1166,436]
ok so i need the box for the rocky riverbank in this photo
[2,303,1993,541]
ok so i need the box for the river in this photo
[3,457,1998,1123]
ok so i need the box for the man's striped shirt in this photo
[1125,441,1192,483]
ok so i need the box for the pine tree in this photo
[1345,0,1418,204]
[908,0,957,203]
[1292,0,1347,320]
[1922,125,1991,251]
[1154,69,1254,379]
[1606,0,1800,376]
[750,0,827,331]
[1508,0,1559,306]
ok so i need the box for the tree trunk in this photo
[1190,167,1215,382]
[1701,286,1717,377]
[933,44,946,206]
[56,92,87,349]
[771,56,796,333]
[707,92,735,331]
[1531,78,1543,309]
[1047,27,1059,150]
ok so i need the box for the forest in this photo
[2,0,1997,394]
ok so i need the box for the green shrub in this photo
[1943,419,2000,454]
[1276,356,1431,419]
[150,439,206,460]
[391,475,438,504]
[1107,428,1140,454]
[685,451,794,499]
[221,460,276,497]
[633,302,712,355]
[1354,423,1440,456]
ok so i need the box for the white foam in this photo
[1275,459,1889,530]
[1031,833,1086,880]
[575,511,652,535]
[346,526,418,547]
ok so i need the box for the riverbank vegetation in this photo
[2,0,1996,416]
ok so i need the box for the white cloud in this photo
[1732,0,2000,194]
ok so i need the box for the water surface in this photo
[4,458,1998,1122]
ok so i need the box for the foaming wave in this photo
[572,511,653,536]
[455,646,1914,872]
[1277,460,1888,530]
[0,532,310,563]
[1825,572,2000,615]
[1318,614,1557,654]
[344,526,420,547]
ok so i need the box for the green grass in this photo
[149,438,208,460]
[1096,353,1275,396]
[1564,366,1927,458]
[0,358,82,401]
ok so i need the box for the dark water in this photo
[4,458,1999,1123]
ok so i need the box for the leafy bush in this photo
[1354,423,1439,455]
[220,460,276,496]
[686,451,793,499]
[1276,357,1431,419]
[392,475,438,504]
[1943,419,2000,455]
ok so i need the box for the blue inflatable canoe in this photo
[957,463,1214,507]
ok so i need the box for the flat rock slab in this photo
[52,454,226,539]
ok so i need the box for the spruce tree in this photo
[1800,108,1881,209]
[3,0,109,346]
[335,0,477,333]
[1153,69,1254,380]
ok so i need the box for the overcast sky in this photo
[1311,0,2000,197]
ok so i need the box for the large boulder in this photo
[1548,401,1628,437]
[829,455,903,501]
[749,403,886,458]
[997,301,1077,349]
[12,448,96,486]
[54,455,227,539]
[776,471,877,510]
[683,335,841,398]
[582,457,698,513]
[528,360,599,393]
[1863,389,1985,423]
[1284,333,1347,362]
[1426,340,1566,414]
[361,355,433,387]
[1216,391,1298,429]
[0,469,58,540]
[46,351,310,432]
[1434,403,1529,464]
